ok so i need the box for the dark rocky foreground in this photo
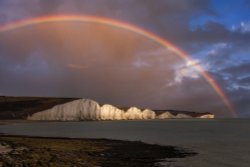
[0,136,197,167]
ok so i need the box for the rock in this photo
[124,107,142,120]
[198,114,215,119]
[27,99,214,121]
[142,109,156,119]
[176,114,192,119]
[28,99,101,121]
[100,104,124,120]
[0,144,12,154]
[156,112,175,119]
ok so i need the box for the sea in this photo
[0,119,249,167]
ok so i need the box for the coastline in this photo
[0,135,196,167]
[0,119,250,167]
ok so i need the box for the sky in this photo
[0,0,249,117]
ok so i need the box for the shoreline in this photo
[0,118,247,126]
[0,135,197,167]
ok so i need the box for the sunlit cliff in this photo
[27,99,214,121]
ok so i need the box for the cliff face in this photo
[28,99,214,121]
[28,99,98,121]
[198,114,215,119]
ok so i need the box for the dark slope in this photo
[0,96,78,119]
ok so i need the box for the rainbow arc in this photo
[0,15,237,117]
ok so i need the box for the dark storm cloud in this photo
[182,21,250,117]
[186,22,250,45]
[227,87,250,117]
[0,0,212,32]
[0,0,246,45]
[0,0,219,47]
[0,0,249,117]
[205,64,250,117]
[238,76,250,85]
[0,22,227,115]
[222,62,250,77]
[38,0,61,12]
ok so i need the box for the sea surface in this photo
[0,119,249,167]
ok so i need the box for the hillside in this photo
[0,96,78,120]
[0,96,214,120]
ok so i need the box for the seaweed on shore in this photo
[0,136,197,167]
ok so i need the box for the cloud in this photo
[221,62,250,78]
[68,64,86,70]
[0,0,249,117]
[239,22,250,33]
[204,61,250,117]
[167,60,201,87]
[0,20,230,116]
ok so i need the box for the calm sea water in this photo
[0,119,249,167]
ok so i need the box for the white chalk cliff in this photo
[198,114,215,119]
[156,112,175,119]
[28,99,214,121]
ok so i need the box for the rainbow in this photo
[0,15,237,117]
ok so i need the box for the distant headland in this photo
[0,96,214,120]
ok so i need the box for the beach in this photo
[0,119,249,167]
[0,136,195,167]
